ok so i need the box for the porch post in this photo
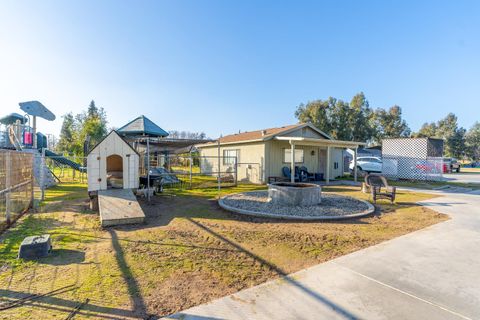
[290,141,295,183]
[354,146,358,182]
[147,137,150,202]
[326,146,331,184]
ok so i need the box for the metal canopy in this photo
[0,113,26,125]
[117,115,169,137]
[19,101,56,121]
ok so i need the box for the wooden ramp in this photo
[98,189,145,227]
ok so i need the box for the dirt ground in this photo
[0,185,447,319]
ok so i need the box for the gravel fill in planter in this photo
[219,191,375,220]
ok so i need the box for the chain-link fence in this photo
[0,150,34,232]
[382,138,444,181]
[139,153,242,190]
[382,156,444,181]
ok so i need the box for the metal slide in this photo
[44,149,86,172]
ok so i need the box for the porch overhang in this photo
[276,136,364,184]
[274,136,366,148]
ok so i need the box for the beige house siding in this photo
[266,140,320,178]
[329,147,344,178]
[198,142,265,183]
[280,126,328,139]
[267,141,343,179]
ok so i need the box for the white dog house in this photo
[87,130,140,192]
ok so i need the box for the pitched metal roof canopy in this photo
[117,115,169,137]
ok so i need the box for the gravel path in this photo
[221,191,370,218]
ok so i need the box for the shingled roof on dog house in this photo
[117,115,169,137]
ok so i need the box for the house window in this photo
[283,148,304,163]
[223,149,238,165]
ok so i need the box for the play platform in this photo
[98,189,145,227]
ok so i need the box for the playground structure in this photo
[0,101,87,199]
[1,105,236,228]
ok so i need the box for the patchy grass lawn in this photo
[388,179,480,190]
[0,183,447,319]
[341,173,480,189]
[457,167,480,174]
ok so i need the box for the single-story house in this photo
[196,123,365,184]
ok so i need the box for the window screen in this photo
[284,148,304,163]
[223,149,238,165]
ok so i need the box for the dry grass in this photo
[0,184,447,319]
[459,167,480,173]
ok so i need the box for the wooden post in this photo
[217,140,221,194]
[354,146,358,183]
[31,152,35,211]
[189,152,193,189]
[326,146,331,184]
[234,156,238,186]
[5,151,11,225]
[147,138,151,201]
[40,148,45,201]
[290,141,295,183]
[32,116,37,149]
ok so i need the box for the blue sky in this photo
[1,1,479,138]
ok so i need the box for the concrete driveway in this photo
[443,172,480,184]
[165,190,480,320]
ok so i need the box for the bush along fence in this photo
[0,150,34,232]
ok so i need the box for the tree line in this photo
[57,100,108,156]
[57,101,209,156]
[413,114,479,160]
[295,92,479,160]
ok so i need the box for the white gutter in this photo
[274,136,366,147]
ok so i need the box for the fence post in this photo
[5,151,11,225]
[147,138,150,202]
[40,148,46,201]
[234,156,238,186]
[30,152,35,212]
[217,140,221,194]
[189,152,193,189]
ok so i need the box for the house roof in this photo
[87,130,139,156]
[212,123,331,144]
[117,115,169,137]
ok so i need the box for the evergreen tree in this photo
[466,122,480,161]
[56,100,109,156]
[58,113,76,152]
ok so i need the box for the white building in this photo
[87,130,140,192]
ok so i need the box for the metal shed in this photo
[382,137,444,181]
[87,130,140,192]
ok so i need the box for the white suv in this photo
[349,156,383,173]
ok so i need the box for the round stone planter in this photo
[268,182,321,206]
